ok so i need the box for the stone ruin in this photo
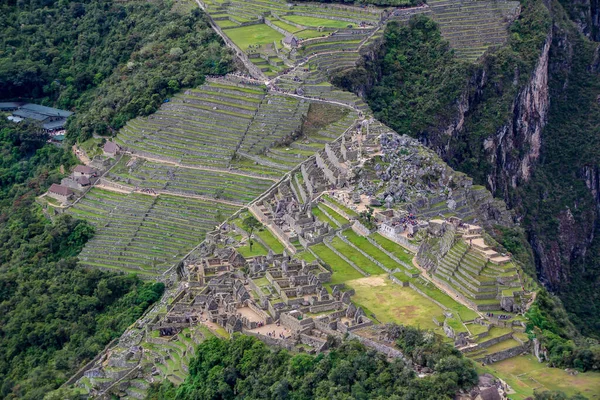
[251,182,335,251]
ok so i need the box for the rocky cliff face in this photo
[483,34,551,196]
[560,0,600,41]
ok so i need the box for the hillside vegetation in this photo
[147,330,478,400]
[0,118,164,400]
[334,0,600,372]
[0,0,232,142]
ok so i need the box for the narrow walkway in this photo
[95,182,245,207]
[124,153,279,182]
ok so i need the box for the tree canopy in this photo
[0,0,233,142]
[147,327,479,400]
[0,120,164,399]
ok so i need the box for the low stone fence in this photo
[242,329,296,351]
[477,342,531,365]
[347,332,407,361]
[389,274,409,287]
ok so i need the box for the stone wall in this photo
[477,342,531,364]
[375,229,419,252]
[389,274,410,287]
[281,312,314,333]
[242,329,296,351]
[347,332,407,361]
[352,220,371,236]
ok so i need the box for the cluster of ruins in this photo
[151,240,372,353]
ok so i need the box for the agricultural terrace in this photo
[232,99,358,175]
[114,78,266,169]
[107,156,274,204]
[224,24,284,50]
[69,188,238,277]
[478,355,600,400]
[281,15,357,29]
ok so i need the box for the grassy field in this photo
[310,243,363,284]
[330,237,384,275]
[478,355,600,400]
[225,24,284,50]
[283,15,354,29]
[255,227,285,253]
[319,204,349,225]
[372,233,415,265]
[237,241,268,258]
[346,275,443,330]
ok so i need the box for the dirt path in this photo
[94,181,245,207]
[124,152,279,182]
[72,145,91,165]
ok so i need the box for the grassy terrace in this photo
[107,157,274,203]
[255,227,286,253]
[311,206,336,228]
[310,243,363,285]
[282,15,358,29]
[371,233,415,265]
[322,194,358,217]
[225,24,284,50]
[342,229,401,270]
[409,277,479,322]
[318,203,349,225]
[330,236,384,276]
[70,188,238,276]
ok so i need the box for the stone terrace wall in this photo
[347,332,407,361]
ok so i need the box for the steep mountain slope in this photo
[336,0,600,337]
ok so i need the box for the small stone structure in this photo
[47,183,74,203]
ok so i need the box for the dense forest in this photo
[0,121,164,399]
[147,326,478,400]
[0,0,232,142]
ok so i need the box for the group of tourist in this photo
[486,313,511,320]
[138,188,157,195]
[266,330,289,339]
